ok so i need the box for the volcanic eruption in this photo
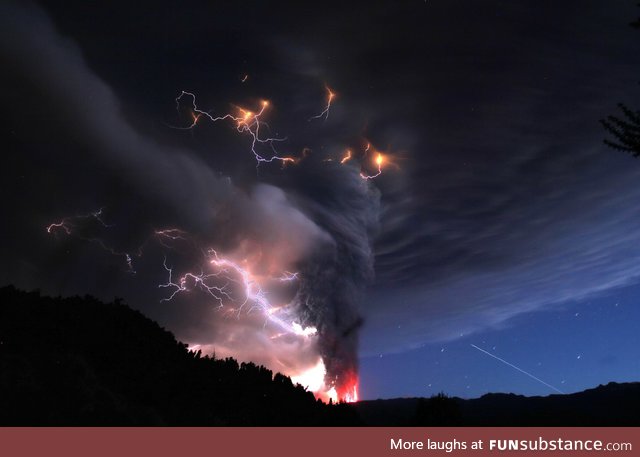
[3,1,389,402]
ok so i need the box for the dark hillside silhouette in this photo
[0,286,360,426]
[355,384,640,426]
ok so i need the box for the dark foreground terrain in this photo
[1,285,638,426]
[0,286,359,425]
[356,383,640,426]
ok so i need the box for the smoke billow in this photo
[0,2,381,398]
[283,159,380,396]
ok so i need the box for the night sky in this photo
[1,1,640,400]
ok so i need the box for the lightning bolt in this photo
[357,141,399,180]
[159,248,315,338]
[46,208,135,273]
[158,256,232,307]
[154,228,190,248]
[330,141,393,180]
[173,91,297,166]
[340,149,352,164]
[360,152,385,180]
[46,207,112,234]
[308,85,336,122]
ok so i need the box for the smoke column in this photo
[285,160,380,400]
[0,1,383,402]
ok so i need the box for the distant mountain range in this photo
[355,382,640,426]
[1,285,637,426]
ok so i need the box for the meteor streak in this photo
[470,344,564,394]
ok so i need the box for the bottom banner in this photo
[0,427,637,457]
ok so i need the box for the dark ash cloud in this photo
[0,1,381,397]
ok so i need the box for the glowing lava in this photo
[343,383,359,403]
[291,359,359,403]
[337,371,360,403]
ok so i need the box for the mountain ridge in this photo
[0,285,359,425]
[355,381,640,426]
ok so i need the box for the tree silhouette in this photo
[411,392,462,426]
[601,4,640,157]
[0,285,362,426]
[601,104,640,157]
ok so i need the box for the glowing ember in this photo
[289,359,359,403]
[343,383,359,403]
[335,370,360,403]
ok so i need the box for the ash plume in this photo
[1,1,382,399]
[282,160,380,396]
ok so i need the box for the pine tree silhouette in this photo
[601,4,640,157]
[601,104,640,157]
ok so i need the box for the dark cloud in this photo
[358,2,640,353]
